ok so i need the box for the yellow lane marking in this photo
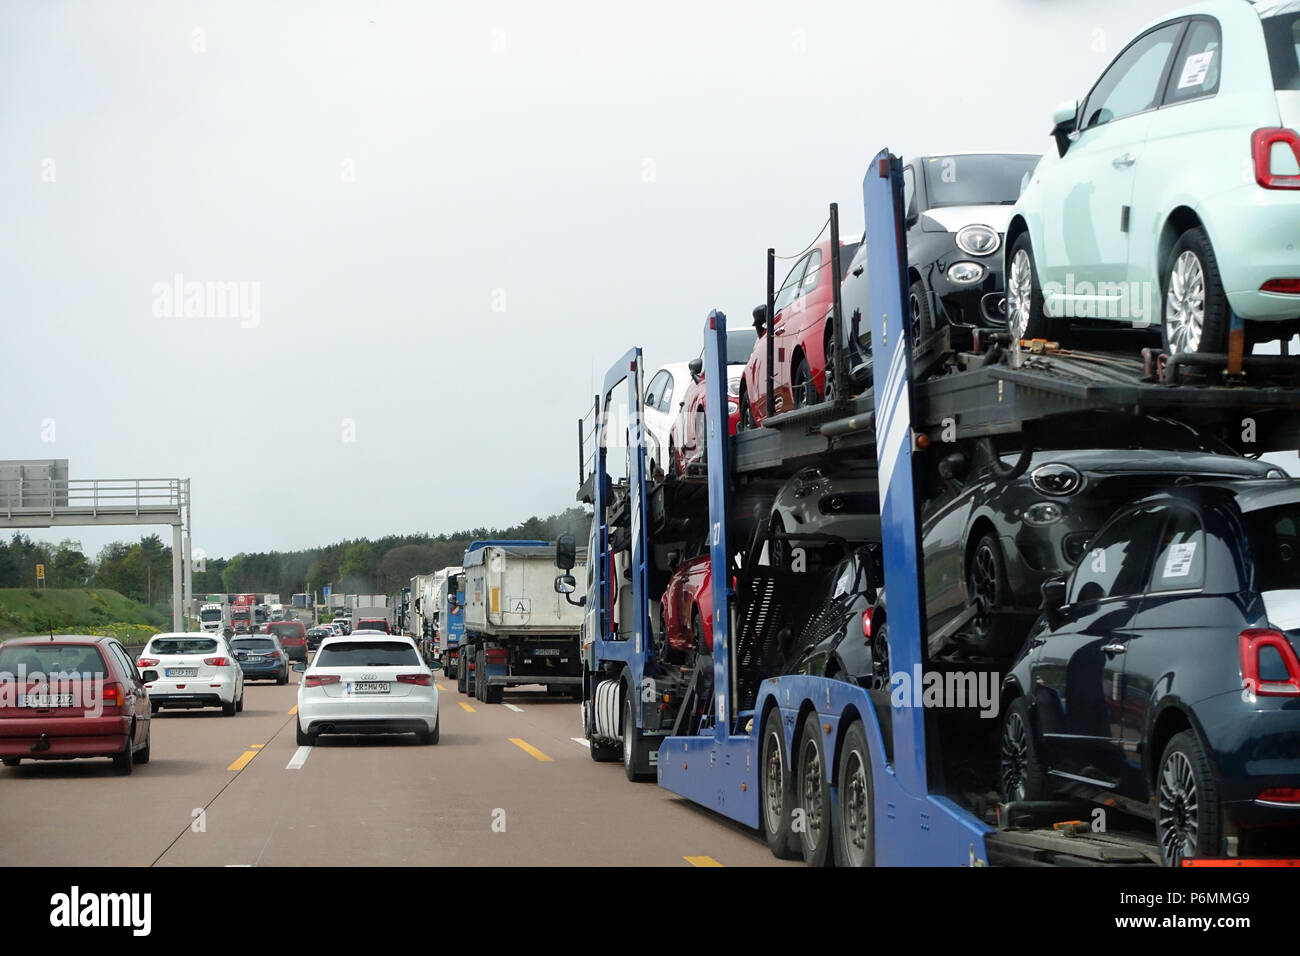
[685,856,723,867]
[458,701,475,713]
[249,744,264,750]
[228,750,259,772]
[509,737,553,762]
[288,706,297,715]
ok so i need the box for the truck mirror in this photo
[555,533,577,571]
[555,573,577,595]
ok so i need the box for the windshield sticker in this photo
[1177,51,1214,89]
[1162,541,1197,578]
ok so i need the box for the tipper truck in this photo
[432,566,464,678]
[459,540,586,704]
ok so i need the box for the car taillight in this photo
[137,658,159,668]
[304,674,340,687]
[101,683,122,708]
[397,673,433,686]
[204,657,231,667]
[1239,629,1300,698]
[1252,128,1300,189]
[485,648,508,665]
[862,608,873,638]
[1261,279,1300,294]
[1258,787,1300,804]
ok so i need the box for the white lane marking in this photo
[504,703,523,713]
[571,737,590,748]
[286,746,312,770]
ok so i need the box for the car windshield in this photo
[314,641,419,667]
[149,637,219,655]
[0,644,107,677]
[1006,416,1234,455]
[232,638,276,651]
[726,329,758,365]
[1264,11,1300,90]
[199,608,223,621]
[920,154,1039,207]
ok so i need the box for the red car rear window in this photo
[0,644,108,677]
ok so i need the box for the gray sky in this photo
[0,0,1187,559]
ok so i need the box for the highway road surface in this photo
[0,664,793,867]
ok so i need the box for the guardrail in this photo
[0,478,189,518]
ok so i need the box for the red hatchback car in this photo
[0,635,152,774]
[667,329,757,476]
[738,234,861,429]
[658,555,715,661]
[267,620,309,662]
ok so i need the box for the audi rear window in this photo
[0,645,108,676]
[148,638,219,655]
[314,641,419,667]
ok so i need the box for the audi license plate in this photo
[349,681,389,695]
[165,668,198,678]
[20,694,75,708]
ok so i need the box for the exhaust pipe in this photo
[30,734,51,753]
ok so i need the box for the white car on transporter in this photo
[295,633,440,745]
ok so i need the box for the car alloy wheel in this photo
[1157,749,1199,865]
[1000,708,1032,801]
[1007,248,1033,340]
[909,290,924,344]
[1165,250,1205,354]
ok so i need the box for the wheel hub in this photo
[1008,249,1033,340]
[1158,751,1198,864]
[1165,251,1206,354]
[765,732,784,832]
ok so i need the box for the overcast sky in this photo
[0,0,1192,559]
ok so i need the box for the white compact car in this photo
[296,634,439,745]
[137,632,244,716]
[641,360,694,476]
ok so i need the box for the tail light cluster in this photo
[304,674,340,688]
[861,608,873,638]
[204,657,231,667]
[1239,629,1300,698]
[101,683,123,710]
[397,674,433,686]
[1253,128,1300,190]
[137,658,160,668]
[485,648,509,665]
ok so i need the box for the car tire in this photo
[236,690,244,713]
[296,718,316,747]
[871,615,890,687]
[999,697,1047,802]
[760,707,800,859]
[667,440,678,478]
[221,697,237,717]
[834,720,875,867]
[909,280,933,343]
[1162,227,1229,356]
[967,533,1018,656]
[792,354,817,409]
[796,710,833,866]
[113,731,135,775]
[430,713,440,745]
[136,726,151,765]
[622,686,652,783]
[1006,233,1065,343]
[150,701,160,714]
[2,757,20,767]
[738,386,755,431]
[1156,729,1223,866]
[691,607,706,661]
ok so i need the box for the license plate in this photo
[20,694,74,708]
[165,668,198,678]
[532,648,561,656]
[247,656,266,663]
[349,681,389,695]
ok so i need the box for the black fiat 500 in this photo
[1001,480,1300,865]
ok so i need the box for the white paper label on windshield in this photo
[1178,51,1214,89]
[1162,542,1197,578]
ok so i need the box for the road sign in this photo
[35,564,44,580]
[324,585,331,596]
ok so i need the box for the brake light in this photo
[1239,629,1300,698]
[485,648,508,665]
[397,673,433,686]
[204,657,231,667]
[1261,279,1300,294]
[101,683,122,708]
[1258,787,1300,804]
[137,658,159,668]
[304,674,340,687]
[1252,128,1300,189]
[862,608,873,638]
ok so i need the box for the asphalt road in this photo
[0,664,792,867]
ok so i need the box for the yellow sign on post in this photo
[35,564,44,580]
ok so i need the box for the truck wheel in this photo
[760,707,799,859]
[622,690,652,782]
[590,738,621,762]
[485,681,503,705]
[833,721,874,867]
[475,648,488,701]
[796,711,833,867]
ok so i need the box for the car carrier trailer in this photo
[572,148,1300,865]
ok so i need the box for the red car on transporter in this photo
[0,635,152,773]
[659,555,716,662]
[737,234,861,430]
[667,328,757,476]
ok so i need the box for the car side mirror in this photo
[1051,98,1079,157]
[555,573,577,595]
[938,450,969,482]
[555,532,576,571]
[1041,577,1067,611]
[688,357,703,382]
[752,304,768,334]
[140,670,158,683]
[292,662,307,672]
[429,659,442,671]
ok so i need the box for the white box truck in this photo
[459,540,586,704]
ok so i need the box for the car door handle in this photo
[1101,643,1127,655]
[1112,153,1135,169]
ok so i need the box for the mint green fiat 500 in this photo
[1006,1,1300,355]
